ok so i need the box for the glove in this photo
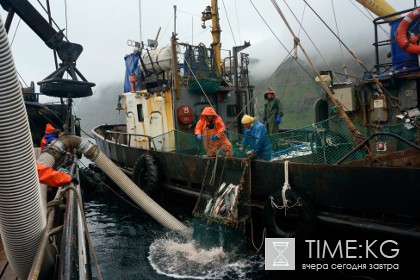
[263,116,267,124]
[276,114,282,124]
[196,134,202,141]
[211,134,219,141]
[246,150,255,158]
[58,167,69,174]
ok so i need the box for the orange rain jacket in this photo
[37,163,72,187]
[194,107,232,157]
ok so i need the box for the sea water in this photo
[84,189,267,280]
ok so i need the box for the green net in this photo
[183,44,222,94]
[150,116,419,165]
[191,157,251,250]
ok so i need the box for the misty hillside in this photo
[251,49,384,128]
[73,48,386,134]
[73,82,126,137]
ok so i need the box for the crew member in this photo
[240,115,272,160]
[195,107,233,157]
[263,88,284,135]
[41,123,60,150]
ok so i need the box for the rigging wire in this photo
[234,0,242,43]
[248,0,313,78]
[221,0,237,46]
[138,0,142,42]
[282,0,341,84]
[302,0,370,73]
[177,9,201,17]
[348,0,389,38]
[242,0,318,122]
[8,18,28,87]
[45,0,59,70]
[36,0,69,42]
[64,0,68,38]
[278,0,308,100]
[182,50,214,108]
[178,27,211,44]
[331,0,348,81]
[271,0,362,139]
[160,12,174,43]
[9,18,21,46]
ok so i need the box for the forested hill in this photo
[251,49,384,128]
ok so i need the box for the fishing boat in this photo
[91,0,420,244]
[0,0,100,279]
[0,1,197,277]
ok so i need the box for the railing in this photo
[104,130,152,150]
[336,132,420,164]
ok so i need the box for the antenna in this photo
[173,5,177,35]
[138,0,142,42]
[147,27,161,49]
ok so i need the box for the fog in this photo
[0,0,413,96]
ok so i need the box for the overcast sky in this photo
[0,0,414,97]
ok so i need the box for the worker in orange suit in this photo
[194,107,233,157]
[41,123,59,150]
[36,163,72,187]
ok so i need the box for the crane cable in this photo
[270,0,364,141]
[302,0,370,73]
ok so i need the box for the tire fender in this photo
[264,189,315,238]
[132,153,159,194]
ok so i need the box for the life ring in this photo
[396,8,420,54]
[132,153,159,194]
[263,189,315,238]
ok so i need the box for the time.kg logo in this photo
[265,238,295,270]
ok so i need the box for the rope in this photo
[209,156,219,187]
[269,160,300,214]
[182,53,214,108]
[249,217,266,252]
[281,160,291,207]
[247,159,266,252]
[78,160,145,212]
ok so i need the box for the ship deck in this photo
[0,237,18,280]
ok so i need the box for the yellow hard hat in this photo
[241,115,255,124]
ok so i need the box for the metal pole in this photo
[139,0,142,42]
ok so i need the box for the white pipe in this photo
[0,15,48,279]
[48,136,190,233]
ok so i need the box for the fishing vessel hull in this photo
[92,124,420,238]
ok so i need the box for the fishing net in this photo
[191,157,251,250]
[150,116,418,165]
[182,44,222,94]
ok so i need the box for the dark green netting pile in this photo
[150,116,418,165]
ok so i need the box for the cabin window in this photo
[137,104,144,122]
[227,105,237,117]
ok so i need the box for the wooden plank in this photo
[0,238,18,280]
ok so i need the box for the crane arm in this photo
[0,0,82,63]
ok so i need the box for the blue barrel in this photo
[390,17,419,70]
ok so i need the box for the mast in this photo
[355,0,400,20]
[270,0,363,141]
[201,0,222,74]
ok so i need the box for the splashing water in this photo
[148,231,264,279]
